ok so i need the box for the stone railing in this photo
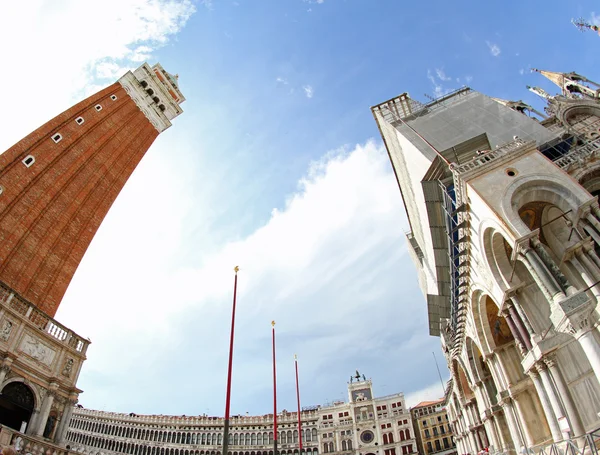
[451,138,529,177]
[0,425,74,455]
[73,407,319,428]
[553,137,600,170]
[0,281,89,354]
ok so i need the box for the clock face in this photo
[360,430,375,444]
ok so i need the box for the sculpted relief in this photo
[19,334,56,366]
[0,319,13,341]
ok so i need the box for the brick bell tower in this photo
[0,62,185,317]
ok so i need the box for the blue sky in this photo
[0,0,598,416]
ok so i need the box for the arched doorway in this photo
[0,382,35,431]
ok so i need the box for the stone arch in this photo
[503,175,593,238]
[452,359,474,401]
[559,102,600,134]
[0,377,41,411]
[0,380,37,431]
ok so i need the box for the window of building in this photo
[23,155,35,167]
[433,428,438,436]
[95,104,102,111]
[424,429,430,438]
[76,117,85,125]
[443,438,449,449]
[440,425,445,434]
[427,442,432,453]
[422,420,427,426]
[437,416,442,422]
[52,133,62,143]
[111,95,118,101]
[0,185,5,196]
[407,444,413,453]
[435,440,441,451]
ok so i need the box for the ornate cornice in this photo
[119,72,171,133]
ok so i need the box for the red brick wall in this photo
[0,82,159,317]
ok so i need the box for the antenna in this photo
[432,352,446,397]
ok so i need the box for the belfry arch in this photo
[0,381,35,431]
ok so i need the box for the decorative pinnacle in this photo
[294,354,298,360]
[271,320,276,327]
[234,266,239,274]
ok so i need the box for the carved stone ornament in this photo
[18,334,56,366]
[62,358,74,377]
[0,319,13,341]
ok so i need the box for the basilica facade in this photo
[65,377,416,455]
[372,70,600,453]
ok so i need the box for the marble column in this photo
[571,253,600,298]
[56,400,76,445]
[500,399,524,451]
[468,429,480,453]
[510,296,535,338]
[508,305,533,350]
[512,394,535,447]
[518,252,556,302]
[531,238,573,294]
[521,244,564,299]
[502,310,526,349]
[483,418,499,452]
[529,370,562,442]
[581,219,600,246]
[492,353,512,389]
[577,328,600,386]
[587,213,600,234]
[26,408,40,436]
[537,363,566,424]
[35,389,56,436]
[545,357,585,438]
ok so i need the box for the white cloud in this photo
[303,85,314,98]
[405,382,446,408]
[276,77,289,85]
[486,41,501,57]
[56,138,443,414]
[427,69,452,98]
[519,68,525,75]
[435,68,451,82]
[0,0,195,153]
[591,12,600,26]
[465,75,473,83]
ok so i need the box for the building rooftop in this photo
[411,398,445,409]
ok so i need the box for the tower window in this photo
[152,96,160,104]
[141,81,148,88]
[95,104,102,111]
[52,133,62,143]
[23,155,35,167]
[0,186,3,196]
[159,104,166,112]
[110,95,117,101]
[75,117,85,125]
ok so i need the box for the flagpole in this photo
[272,321,278,455]
[295,355,303,454]
[222,266,240,455]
